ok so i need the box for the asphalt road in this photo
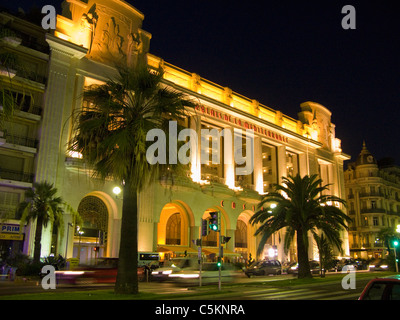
[0,271,391,300]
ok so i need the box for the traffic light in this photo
[209,211,220,232]
[394,240,399,247]
[201,219,209,237]
[217,257,222,268]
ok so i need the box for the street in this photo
[0,270,391,300]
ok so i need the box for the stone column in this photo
[33,34,87,259]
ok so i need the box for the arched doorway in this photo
[157,201,195,260]
[235,210,258,264]
[75,195,109,264]
[165,213,181,245]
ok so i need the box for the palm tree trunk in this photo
[33,216,43,264]
[296,228,312,279]
[115,180,139,294]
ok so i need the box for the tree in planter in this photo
[69,60,195,294]
[18,181,77,264]
[250,174,352,279]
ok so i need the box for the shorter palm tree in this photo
[250,174,352,279]
[314,233,336,277]
[18,182,74,264]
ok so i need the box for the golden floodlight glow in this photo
[113,186,122,195]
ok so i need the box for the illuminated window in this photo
[200,122,224,183]
[262,143,277,194]
[166,213,181,245]
[235,133,254,190]
[235,220,247,248]
[286,151,299,176]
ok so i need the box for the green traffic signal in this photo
[209,224,218,231]
[208,211,220,232]
[394,240,399,247]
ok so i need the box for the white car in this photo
[151,258,198,281]
[168,262,236,284]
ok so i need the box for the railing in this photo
[4,133,38,148]
[359,192,385,198]
[360,208,386,214]
[202,240,217,247]
[166,239,181,245]
[234,242,248,248]
[0,168,34,183]
[16,104,42,116]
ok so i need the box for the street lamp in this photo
[113,186,122,198]
[393,240,399,273]
[65,222,73,259]
[77,226,84,262]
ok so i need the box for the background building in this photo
[345,142,400,260]
[0,11,49,260]
[1,0,350,265]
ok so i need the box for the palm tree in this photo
[313,233,336,277]
[0,53,18,127]
[250,173,351,279]
[18,182,67,264]
[69,61,195,294]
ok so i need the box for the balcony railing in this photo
[16,104,42,116]
[234,242,248,248]
[0,168,34,183]
[360,208,386,214]
[3,133,38,148]
[359,192,385,198]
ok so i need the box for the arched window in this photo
[235,220,247,248]
[77,196,108,240]
[166,213,181,245]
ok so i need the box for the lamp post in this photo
[65,222,73,259]
[393,241,399,273]
[395,225,400,273]
[113,186,122,198]
[77,226,84,262]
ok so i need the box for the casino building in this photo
[0,0,350,265]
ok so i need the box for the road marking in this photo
[321,292,361,300]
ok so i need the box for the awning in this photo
[202,247,219,255]
[157,246,197,253]
[201,247,240,256]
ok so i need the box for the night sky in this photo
[3,1,399,167]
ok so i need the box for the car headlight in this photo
[369,265,375,268]
[290,266,297,270]
[380,265,388,269]
[162,270,172,275]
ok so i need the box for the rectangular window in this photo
[286,151,299,176]
[200,122,225,183]
[262,143,277,194]
[235,133,254,189]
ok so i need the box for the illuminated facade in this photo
[0,0,350,264]
[345,142,400,260]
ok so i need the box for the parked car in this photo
[168,262,236,284]
[359,275,400,300]
[55,258,146,285]
[336,258,368,271]
[151,257,198,281]
[245,259,282,277]
[287,260,320,275]
[368,259,390,271]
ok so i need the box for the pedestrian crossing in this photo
[237,286,361,300]
[140,281,362,300]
